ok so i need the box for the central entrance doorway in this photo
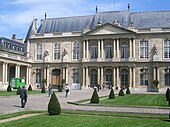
[121,69,128,88]
[52,69,61,86]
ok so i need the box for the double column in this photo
[62,66,69,84]
[2,62,8,85]
[83,40,89,59]
[112,66,120,88]
[112,39,120,58]
[97,66,104,86]
[15,64,20,78]
[129,66,136,87]
[129,38,136,59]
[153,66,159,81]
[82,66,89,88]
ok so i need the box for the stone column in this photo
[86,40,89,59]
[82,67,85,88]
[26,40,30,57]
[28,66,31,85]
[86,67,89,87]
[133,66,136,87]
[18,65,20,78]
[157,67,159,81]
[117,67,120,88]
[101,39,104,59]
[117,39,119,58]
[129,67,132,87]
[98,67,100,84]
[113,67,115,87]
[15,65,18,78]
[98,40,101,59]
[153,67,156,80]
[66,66,69,84]
[133,39,136,58]
[113,39,116,58]
[46,66,50,85]
[83,40,86,59]
[101,66,104,86]
[5,63,8,84]
[129,39,132,58]
[2,62,5,84]
[26,66,29,85]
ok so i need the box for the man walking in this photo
[20,86,28,108]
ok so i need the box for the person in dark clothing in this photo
[20,86,28,108]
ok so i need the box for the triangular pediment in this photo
[85,23,135,35]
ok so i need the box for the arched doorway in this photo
[90,69,97,87]
[52,69,61,86]
[121,69,128,88]
[105,69,113,88]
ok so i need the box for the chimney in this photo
[12,34,16,40]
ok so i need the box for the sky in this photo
[1,0,170,39]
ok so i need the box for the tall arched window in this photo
[165,67,170,86]
[164,39,170,58]
[72,69,79,83]
[140,67,149,85]
[105,44,112,59]
[121,42,128,58]
[105,69,113,86]
[36,43,42,60]
[140,39,148,59]
[54,42,60,60]
[91,42,98,59]
[90,69,97,86]
[73,41,80,59]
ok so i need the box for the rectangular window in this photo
[73,42,80,60]
[164,40,170,58]
[73,73,79,83]
[140,69,148,85]
[140,40,148,59]
[36,69,41,83]
[105,46,112,59]
[54,43,60,60]
[91,46,98,59]
[36,44,42,60]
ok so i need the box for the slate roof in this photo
[35,10,170,34]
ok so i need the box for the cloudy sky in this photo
[0,0,170,39]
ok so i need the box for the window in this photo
[165,68,170,86]
[105,45,112,59]
[121,42,128,58]
[140,68,149,85]
[54,43,60,60]
[105,69,112,85]
[36,43,42,60]
[90,69,97,86]
[73,69,79,83]
[35,69,41,83]
[140,40,148,59]
[91,44,98,59]
[164,40,170,58]
[73,41,80,59]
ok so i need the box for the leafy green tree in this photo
[109,89,115,99]
[119,89,124,96]
[7,85,12,92]
[126,87,131,94]
[90,88,99,103]
[166,88,170,101]
[48,92,61,115]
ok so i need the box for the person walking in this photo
[65,84,70,97]
[20,86,28,108]
[48,83,52,97]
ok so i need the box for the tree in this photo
[7,85,12,92]
[166,88,170,101]
[126,87,131,94]
[48,92,61,115]
[28,85,32,91]
[90,88,99,103]
[119,89,124,96]
[109,89,115,99]
[152,80,159,88]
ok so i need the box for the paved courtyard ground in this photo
[0,88,169,115]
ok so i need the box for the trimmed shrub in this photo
[166,88,170,101]
[126,88,131,94]
[16,87,21,95]
[7,85,12,92]
[48,92,61,115]
[119,89,124,96]
[41,85,46,93]
[109,89,115,99]
[28,85,32,91]
[90,88,99,103]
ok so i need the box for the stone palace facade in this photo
[1,10,170,91]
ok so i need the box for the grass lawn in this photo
[0,90,44,96]
[99,94,168,107]
[0,110,170,127]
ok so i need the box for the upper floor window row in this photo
[2,41,24,52]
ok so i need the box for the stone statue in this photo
[153,44,158,55]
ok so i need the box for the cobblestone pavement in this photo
[0,88,169,115]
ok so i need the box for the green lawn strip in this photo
[0,90,45,96]
[99,94,168,107]
[0,110,170,127]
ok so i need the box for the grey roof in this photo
[36,10,170,34]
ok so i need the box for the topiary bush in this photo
[48,92,61,115]
[118,89,124,96]
[166,88,170,101]
[41,85,46,93]
[126,87,131,94]
[109,89,115,99]
[16,87,21,95]
[90,88,99,103]
[28,85,32,91]
[7,85,12,92]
